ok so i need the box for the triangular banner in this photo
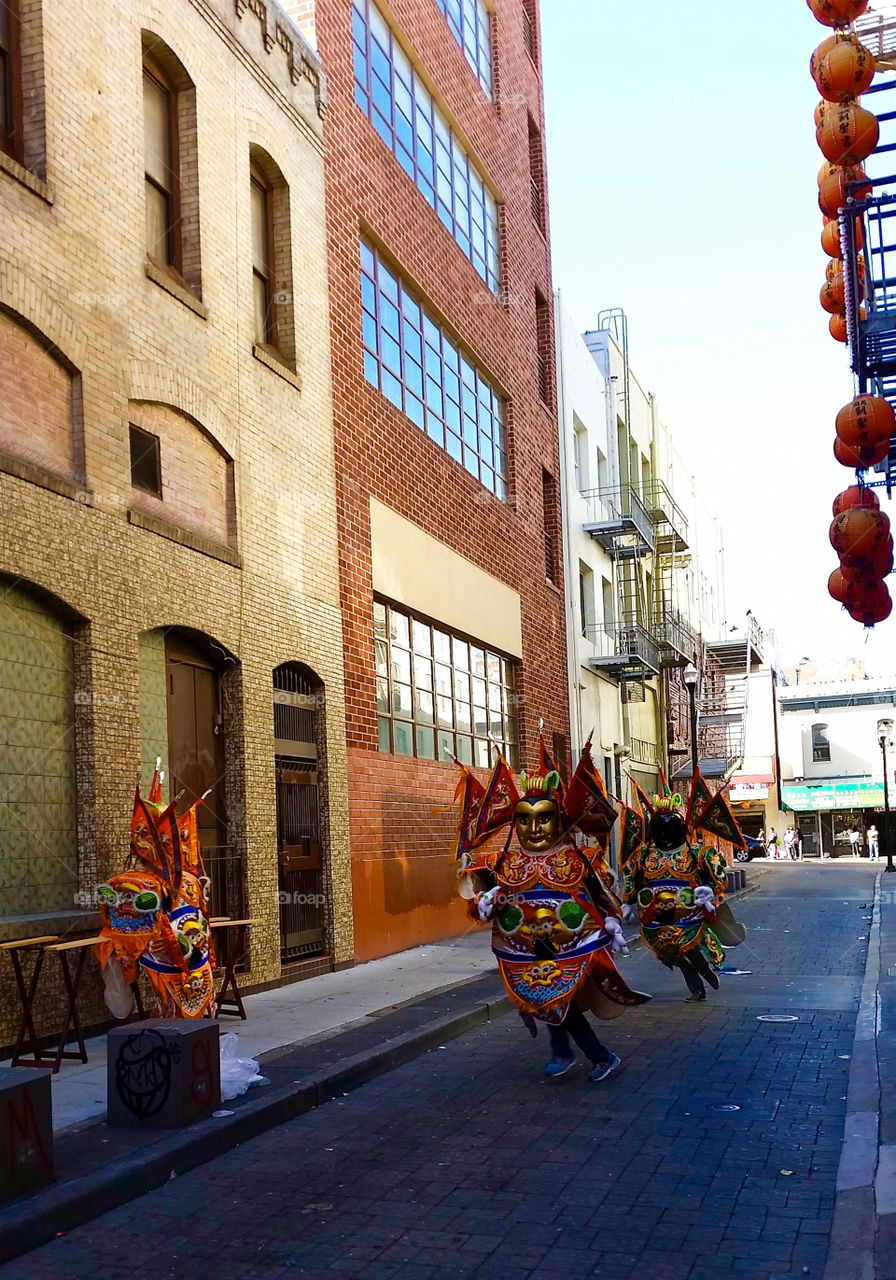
[686,768,715,831]
[538,734,567,799]
[695,789,747,851]
[565,740,616,836]
[473,753,520,844]
[632,781,655,818]
[619,804,645,866]
[453,765,487,862]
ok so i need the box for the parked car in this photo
[734,835,764,863]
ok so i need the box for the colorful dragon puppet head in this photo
[97,764,216,1019]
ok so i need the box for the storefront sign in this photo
[729,774,772,803]
[780,780,885,811]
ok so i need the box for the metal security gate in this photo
[274,664,325,963]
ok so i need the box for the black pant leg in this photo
[677,955,706,996]
[561,1001,610,1064]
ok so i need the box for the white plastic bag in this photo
[219,1032,266,1100]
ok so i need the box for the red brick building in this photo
[284,0,568,960]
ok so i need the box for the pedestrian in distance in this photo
[849,826,862,858]
[793,827,803,860]
[783,828,797,861]
[766,827,779,859]
[867,824,880,861]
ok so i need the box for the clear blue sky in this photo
[541,0,895,670]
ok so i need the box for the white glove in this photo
[621,903,637,922]
[694,885,715,911]
[477,886,500,921]
[604,916,626,952]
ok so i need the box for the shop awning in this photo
[781,780,885,811]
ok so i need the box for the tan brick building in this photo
[283,0,570,960]
[0,0,351,1050]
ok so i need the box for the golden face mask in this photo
[513,797,560,852]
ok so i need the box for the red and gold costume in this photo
[454,737,650,1026]
[96,767,215,1018]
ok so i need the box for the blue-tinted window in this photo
[360,239,506,498]
[352,0,499,292]
[433,0,492,95]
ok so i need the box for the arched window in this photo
[273,663,326,963]
[812,722,831,763]
[141,34,201,295]
[249,147,295,367]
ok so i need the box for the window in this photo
[542,468,558,583]
[129,423,162,497]
[352,0,499,291]
[251,167,276,347]
[0,0,21,162]
[142,36,201,296]
[812,722,831,763]
[249,147,295,366]
[143,58,179,270]
[572,416,588,492]
[433,0,492,94]
[535,288,552,408]
[360,240,506,497]
[602,576,615,631]
[579,564,594,640]
[374,600,518,768]
[522,0,538,63]
[528,115,545,234]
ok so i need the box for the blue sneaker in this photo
[543,1056,576,1079]
[588,1052,621,1082]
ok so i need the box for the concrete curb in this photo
[824,873,882,1280]
[0,992,512,1265]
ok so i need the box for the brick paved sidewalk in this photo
[2,862,875,1280]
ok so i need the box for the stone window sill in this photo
[128,506,241,567]
[0,450,89,503]
[0,150,53,203]
[252,341,301,391]
[145,257,208,319]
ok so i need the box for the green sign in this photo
[780,781,885,811]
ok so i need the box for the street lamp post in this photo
[877,718,895,874]
[683,663,699,780]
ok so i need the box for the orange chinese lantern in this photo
[833,485,880,515]
[828,566,854,603]
[807,0,869,28]
[811,34,841,83]
[821,217,863,257]
[830,507,891,558]
[819,164,872,217]
[848,581,892,626]
[829,304,866,343]
[816,99,834,129]
[844,539,895,580]
[834,430,889,468]
[821,276,846,312]
[825,254,865,283]
[836,394,896,451]
[815,38,875,102]
[818,102,880,166]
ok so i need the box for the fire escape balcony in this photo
[581,485,655,558]
[644,480,689,553]
[653,607,699,668]
[584,623,661,682]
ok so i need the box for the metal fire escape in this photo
[842,8,896,488]
[701,615,767,778]
[581,309,697,701]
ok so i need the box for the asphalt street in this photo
[3,861,878,1280]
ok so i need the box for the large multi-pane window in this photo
[360,240,506,497]
[352,0,499,291]
[433,0,492,95]
[0,0,21,162]
[375,600,518,768]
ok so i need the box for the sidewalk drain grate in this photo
[757,1014,799,1023]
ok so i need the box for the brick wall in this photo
[293,0,569,958]
[0,0,348,1051]
[0,309,76,479]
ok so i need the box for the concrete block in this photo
[0,1067,54,1201]
[107,1019,220,1129]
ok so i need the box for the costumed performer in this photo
[619,769,748,1003]
[96,763,216,1019]
[454,734,650,1082]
